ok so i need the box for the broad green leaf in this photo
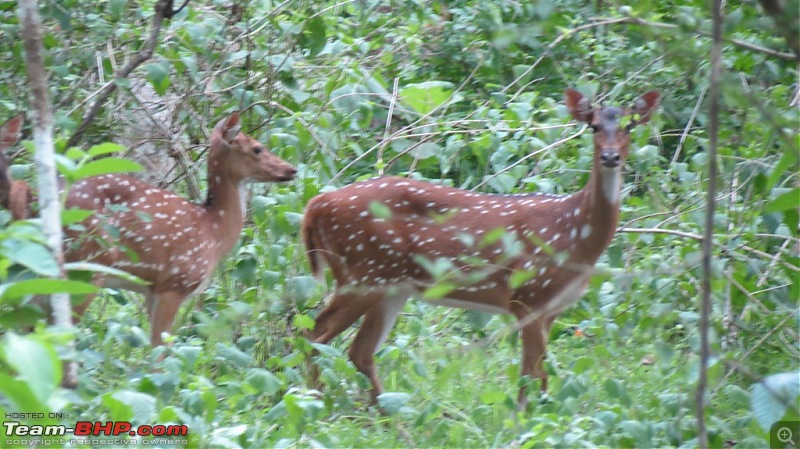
[368,201,393,219]
[145,61,171,96]
[0,279,98,300]
[423,281,456,299]
[764,188,799,213]
[509,269,535,289]
[299,16,326,57]
[109,0,127,20]
[766,149,797,190]
[479,390,506,405]
[292,313,315,330]
[1,239,58,276]
[311,342,343,358]
[72,158,143,180]
[287,276,318,304]
[64,261,148,285]
[215,343,252,368]
[751,372,800,431]
[246,368,284,395]
[87,142,127,157]
[399,81,455,116]
[2,333,59,403]
[377,392,410,415]
[61,209,94,226]
[104,390,156,422]
[0,371,46,413]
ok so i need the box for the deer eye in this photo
[253,146,263,155]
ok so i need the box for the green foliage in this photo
[0,0,797,447]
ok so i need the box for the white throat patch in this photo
[600,168,620,204]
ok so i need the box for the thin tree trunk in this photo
[18,0,77,388]
[698,0,724,446]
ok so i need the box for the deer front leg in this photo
[147,290,187,348]
[516,314,556,410]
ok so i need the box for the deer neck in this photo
[572,164,623,261]
[203,156,246,259]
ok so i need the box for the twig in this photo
[673,85,707,163]
[65,0,175,148]
[376,77,400,175]
[609,16,798,60]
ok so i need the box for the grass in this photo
[69,290,766,448]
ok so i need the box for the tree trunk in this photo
[18,0,77,388]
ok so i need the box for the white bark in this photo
[18,0,77,387]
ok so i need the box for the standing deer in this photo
[302,89,660,408]
[0,112,296,349]
[0,114,33,220]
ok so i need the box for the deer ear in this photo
[565,89,593,123]
[631,91,660,125]
[215,112,241,145]
[0,114,25,150]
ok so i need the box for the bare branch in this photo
[65,0,177,148]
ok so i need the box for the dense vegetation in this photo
[0,0,797,447]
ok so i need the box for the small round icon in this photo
[777,427,795,445]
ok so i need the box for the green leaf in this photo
[2,333,59,403]
[1,239,59,276]
[145,61,171,96]
[287,276,319,305]
[604,379,631,406]
[377,392,410,415]
[299,16,326,57]
[479,390,506,405]
[368,201,393,219]
[751,372,800,431]
[509,269,535,289]
[72,158,143,180]
[292,313,315,330]
[215,343,253,368]
[87,142,127,157]
[423,281,456,299]
[399,81,455,116]
[0,371,45,413]
[64,261,149,285]
[246,368,284,395]
[104,390,156,422]
[0,279,98,301]
[61,209,94,226]
[764,188,799,213]
[109,0,127,20]
[766,149,798,190]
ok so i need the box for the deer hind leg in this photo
[515,313,556,409]
[305,288,385,388]
[347,292,408,404]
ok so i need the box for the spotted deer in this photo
[302,89,660,408]
[1,112,296,349]
[0,114,33,220]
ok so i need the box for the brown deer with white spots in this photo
[302,89,660,408]
[1,112,296,349]
[0,114,33,221]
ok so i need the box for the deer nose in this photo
[283,166,297,181]
[600,151,621,168]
